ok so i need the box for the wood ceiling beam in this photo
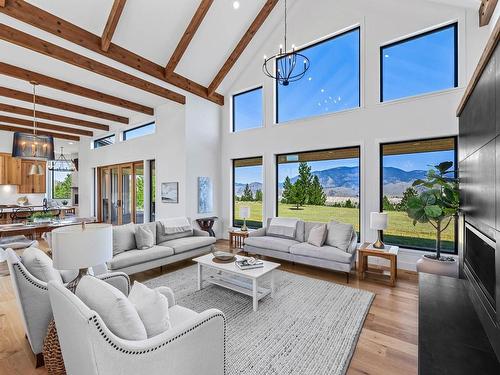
[0,0,224,105]
[0,62,154,115]
[165,0,213,75]
[479,0,498,26]
[101,0,127,52]
[0,86,129,124]
[0,0,5,8]
[0,24,186,105]
[0,124,80,141]
[0,114,92,136]
[208,0,278,95]
[0,103,109,131]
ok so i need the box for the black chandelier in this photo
[262,0,310,86]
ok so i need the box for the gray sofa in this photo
[244,218,358,282]
[108,219,216,275]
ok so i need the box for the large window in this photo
[276,27,360,123]
[276,147,360,236]
[123,122,155,141]
[52,170,72,199]
[233,157,263,228]
[381,23,457,102]
[94,135,115,149]
[232,87,263,132]
[380,137,457,252]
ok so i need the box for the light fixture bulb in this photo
[232,1,240,9]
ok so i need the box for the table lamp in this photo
[239,206,251,231]
[51,223,112,288]
[370,212,388,249]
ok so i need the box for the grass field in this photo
[234,200,455,251]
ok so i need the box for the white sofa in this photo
[244,218,358,282]
[48,279,226,375]
[5,248,129,367]
[109,219,216,275]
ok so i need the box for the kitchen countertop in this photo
[0,205,76,213]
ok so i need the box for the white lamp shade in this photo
[51,223,112,270]
[370,212,388,230]
[239,206,251,219]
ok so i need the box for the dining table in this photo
[0,217,97,239]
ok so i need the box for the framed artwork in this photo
[161,182,178,203]
[198,177,213,213]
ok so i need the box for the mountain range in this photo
[235,166,427,198]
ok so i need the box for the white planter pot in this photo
[416,255,458,278]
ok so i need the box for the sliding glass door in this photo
[98,161,143,225]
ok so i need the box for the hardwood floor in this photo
[0,240,418,375]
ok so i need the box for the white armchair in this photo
[5,248,130,367]
[48,280,226,375]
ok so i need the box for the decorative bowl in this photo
[212,250,234,261]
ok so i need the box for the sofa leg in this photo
[346,272,350,284]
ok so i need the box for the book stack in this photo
[235,258,264,270]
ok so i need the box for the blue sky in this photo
[383,150,454,171]
[234,165,263,184]
[277,28,360,123]
[382,25,456,101]
[233,88,263,131]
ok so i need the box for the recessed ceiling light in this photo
[233,1,240,10]
[68,142,74,145]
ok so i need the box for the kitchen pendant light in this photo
[49,146,75,172]
[12,82,55,160]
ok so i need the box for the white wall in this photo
[77,94,221,229]
[219,0,491,270]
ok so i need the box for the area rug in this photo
[146,265,374,375]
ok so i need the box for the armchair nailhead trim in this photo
[89,313,227,373]
[15,264,48,290]
[98,274,131,294]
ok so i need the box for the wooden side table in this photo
[229,230,250,249]
[358,242,399,286]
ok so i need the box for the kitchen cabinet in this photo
[18,160,46,194]
[0,152,21,185]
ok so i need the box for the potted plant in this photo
[61,200,69,206]
[407,161,459,277]
[30,211,55,223]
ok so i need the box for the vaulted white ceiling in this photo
[0,0,485,149]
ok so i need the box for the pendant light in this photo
[12,81,55,161]
[262,0,310,86]
[49,146,76,172]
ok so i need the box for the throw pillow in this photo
[135,225,155,250]
[128,281,171,338]
[326,221,354,251]
[307,224,327,247]
[112,223,137,256]
[22,247,63,283]
[267,218,298,240]
[76,276,147,341]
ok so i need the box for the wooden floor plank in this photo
[0,239,418,375]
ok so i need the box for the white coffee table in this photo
[193,254,280,311]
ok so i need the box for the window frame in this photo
[378,136,458,253]
[51,169,72,200]
[232,156,264,229]
[232,86,264,133]
[379,22,458,103]
[275,145,362,240]
[275,26,361,124]
[123,122,156,141]
[93,134,115,149]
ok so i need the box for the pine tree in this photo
[397,187,417,211]
[281,176,294,204]
[295,162,312,208]
[383,195,395,211]
[255,189,263,202]
[308,175,326,205]
[240,184,254,201]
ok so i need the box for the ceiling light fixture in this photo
[49,146,76,172]
[12,81,55,161]
[262,0,309,86]
[233,1,240,10]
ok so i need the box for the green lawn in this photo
[234,200,455,251]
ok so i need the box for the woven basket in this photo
[43,320,66,375]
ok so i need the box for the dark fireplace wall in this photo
[458,41,500,358]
